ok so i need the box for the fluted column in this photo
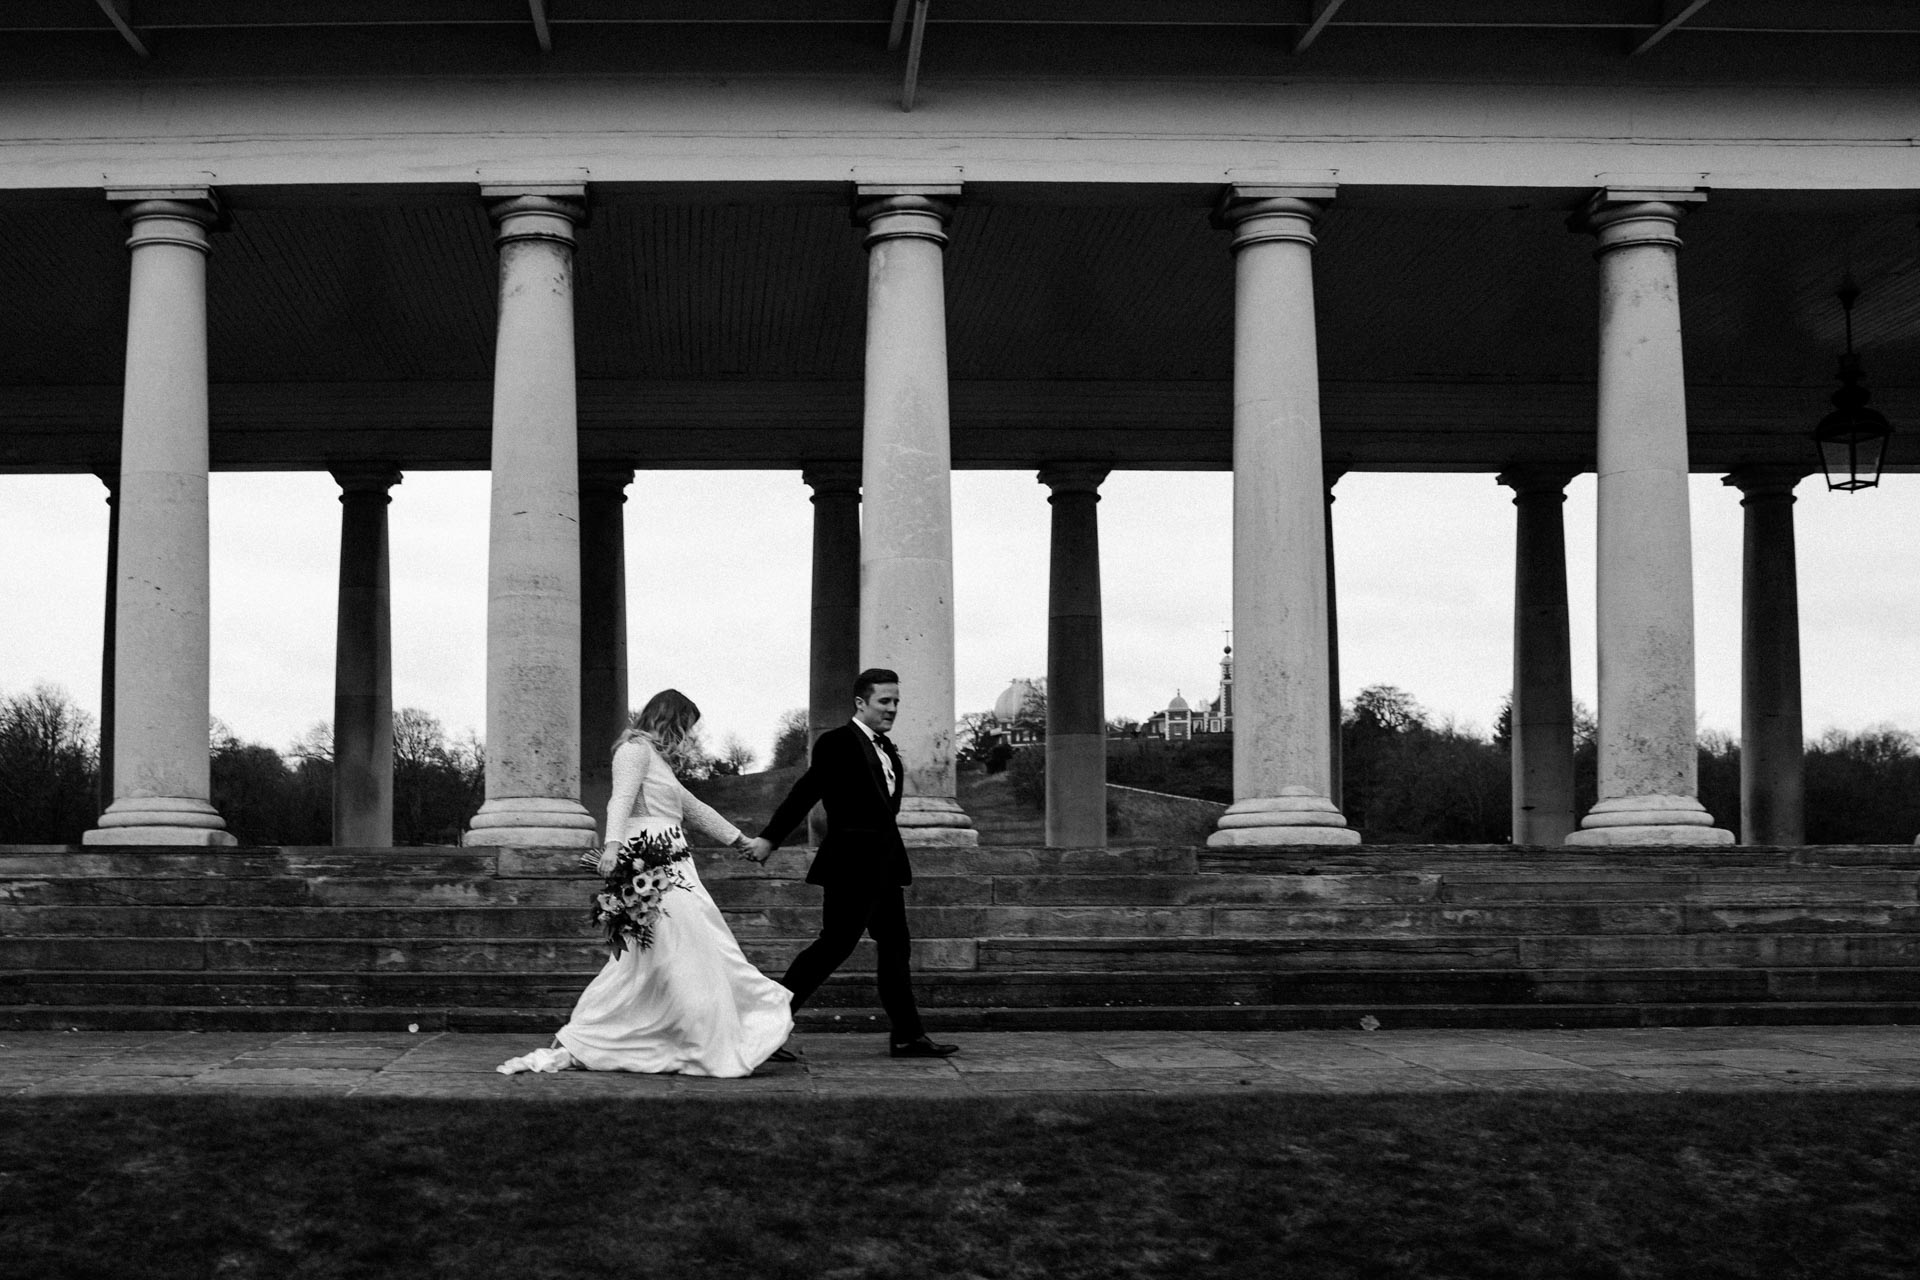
[578,465,633,840]
[95,471,119,814]
[1567,189,1732,846]
[85,191,234,846]
[1498,469,1579,846]
[853,184,975,846]
[1208,186,1358,848]
[805,464,863,846]
[465,186,597,848]
[1324,468,1344,809]
[1723,466,1808,846]
[1040,464,1108,848]
[331,466,401,848]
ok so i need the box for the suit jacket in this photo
[759,723,911,887]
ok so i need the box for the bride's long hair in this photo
[616,688,702,771]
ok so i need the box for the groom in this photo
[745,668,959,1059]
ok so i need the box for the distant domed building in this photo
[1145,646,1234,742]
[973,677,1046,756]
[993,677,1043,730]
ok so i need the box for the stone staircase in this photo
[957,772,1047,846]
[3,843,1919,1033]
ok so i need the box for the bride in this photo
[498,689,794,1078]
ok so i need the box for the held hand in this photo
[744,837,775,865]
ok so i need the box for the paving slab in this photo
[2,1026,1919,1098]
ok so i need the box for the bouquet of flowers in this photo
[578,826,695,958]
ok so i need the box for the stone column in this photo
[1324,468,1344,809]
[805,464,863,846]
[1208,186,1358,848]
[853,184,975,845]
[1567,189,1732,846]
[85,191,234,846]
[578,465,633,840]
[95,472,119,813]
[464,186,598,848]
[1040,464,1109,848]
[1723,466,1808,847]
[330,467,401,848]
[1497,469,1579,846]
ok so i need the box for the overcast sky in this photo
[3,468,1918,766]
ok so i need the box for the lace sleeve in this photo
[604,741,645,845]
[675,779,744,849]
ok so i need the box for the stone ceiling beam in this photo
[92,0,148,59]
[1630,0,1716,56]
[1292,0,1348,54]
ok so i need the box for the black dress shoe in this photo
[767,1046,799,1063]
[889,1035,958,1059]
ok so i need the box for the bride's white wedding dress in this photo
[497,737,793,1079]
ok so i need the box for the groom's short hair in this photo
[854,668,900,701]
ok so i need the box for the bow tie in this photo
[873,732,896,752]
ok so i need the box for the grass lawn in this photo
[3,1091,1919,1279]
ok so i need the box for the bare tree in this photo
[770,707,809,769]
[711,732,757,777]
[0,683,98,842]
[956,710,996,751]
[392,707,452,770]
[288,720,333,763]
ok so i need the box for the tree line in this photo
[0,683,785,846]
[999,683,1920,845]
[0,686,493,846]
[5,681,1917,845]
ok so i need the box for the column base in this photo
[1206,791,1361,847]
[464,797,598,848]
[897,795,978,847]
[1565,794,1735,847]
[85,797,236,846]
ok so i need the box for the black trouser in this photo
[779,880,924,1042]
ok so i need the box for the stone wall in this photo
[1107,784,1227,846]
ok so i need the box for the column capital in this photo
[1722,464,1809,503]
[1572,187,1706,255]
[853,184,960,249]
[109,187,221,252]
[1038,463,1108,497]
[1214,183,1334,252]
[1496,468,1579,501]
[330,465,403,499]
[483,185,588,248]
[802,463,862,498]
[578,464,635,497]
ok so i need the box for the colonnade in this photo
[77,180,1827,851]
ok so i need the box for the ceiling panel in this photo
[2,188,1915,473]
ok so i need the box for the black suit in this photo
[759,722,924,1041]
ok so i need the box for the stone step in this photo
[12,925,1920,977]
[11,901,1920,951]
[0,935,980,974]
[1200,846,1920,872]
[0,845,1208,879]
[11,845,1917,878]
[9,965,1920,1014]
[1438,870,1920,903]
[47,871,1883,918]
[0,901,1764,944]
[11,999,1920,1035]
[977,934,1920,970]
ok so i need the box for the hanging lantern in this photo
[1813,284,1893,492]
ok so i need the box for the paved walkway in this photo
[6,1025,1920,1097]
